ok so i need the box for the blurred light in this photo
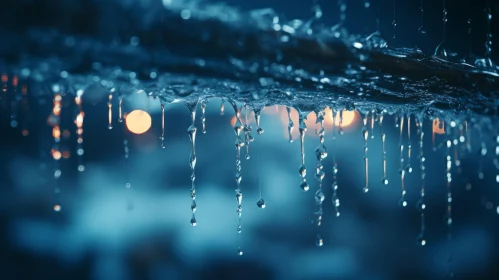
[53,204,61,212]
[126,110,152,134]
[22,130,29,136]
[433,118,445,134]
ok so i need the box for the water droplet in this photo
[300,181,310,192]
[257,198,266,208]
[190,216,197,226]
[316,234,324,247]
[237,247,243,256]
[417,235,426,246]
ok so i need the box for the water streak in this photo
[187,102,198,226]
[399,113,407,207]
[416,116,426,246]
[331,109,340,216]
[232,101,245,255]
[362,111,370,193]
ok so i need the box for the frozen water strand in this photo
[406,114,413,173]
[187,101,198,226]
[244,104,254,160]
[75,90,85,172]
[200,99,207,134]
[160,103,165,148]
[434,0,448,57]
[256,140,265,209]
[416,116,426,246]
[362,111,370,193]
[380,110,388,185]
[232,101,245,255]
[399,112,407,207]
[107,93,113,129]
[314,109,327,227]
[331,109,340,216]
[287,107,294,143]
[298,110,309,192]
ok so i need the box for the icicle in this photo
[107,93,113,129]
[160,103,166,149]
[399,113,407,207]
[75,90,85,172]
[380,110,388,185]
[232,101,245,255]
[187,101,198,226]
[298,110,309,192]
[287,107,294,143]
[331,108,340,216]
[416,116,426,246]
[362,111,370,193]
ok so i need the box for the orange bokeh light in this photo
[126,110,152,134]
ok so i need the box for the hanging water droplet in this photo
[190,216,197,226]
[237,247,243,256]
[315,189,325,204]
[316,234,324,247]
[300,181,310,192]
[417,234,426,246]
[257,198,266,209]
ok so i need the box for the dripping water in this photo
[244,104,254,160]
[160,103,165,148]
[200,99,207,134]
[445,127,454,278]
[107,93,113,129]
[51,92,62,212]
[313,109,327,245]
[187,102,198,226]
[118,97,123,123]
[416,116,426,246]
[254,108,264,135]
[484,0,493,67]
[362,111,369,193]
[75,90,85,172]
[298,110,309,192]
[256,137,265,209]
[220,99,225,116]
[287,107,294,143]
[370,107,375,139]
[331,109,340,216]
[380,110,388,185]
[232,101,245,255]
[399,112,407,207]
[407,114,413,173]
